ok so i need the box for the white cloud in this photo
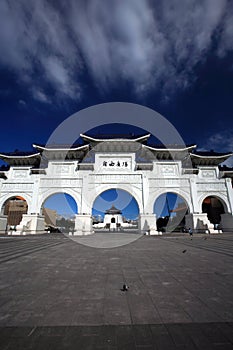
[18,99,27,109]
[218,6,233,57]
[198,130,233,152]
[31,88,51,104]
[41,56,81,99]
[0,0,232,101]
[198,129,233,167]
[0,0,81,102]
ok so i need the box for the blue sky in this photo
[0,0,232,157]
[154,192,188,218]
[92,189,139,220]
[0,0,232,221]
[43,193,77,218]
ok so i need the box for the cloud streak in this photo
[0,0,232,103]
[198,129,233,166]
[199,130,233,152]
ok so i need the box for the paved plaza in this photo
[0,232,233,349]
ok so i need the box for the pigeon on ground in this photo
[122,284,129,291]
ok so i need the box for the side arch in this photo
[153,191,191,232]
[0,195,30,227]
[0,193,31,215]
[198,193,229,214]
[39,189,81,215]
[150,189,192,215]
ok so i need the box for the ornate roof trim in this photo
[32,144,89,152]
[142,144,197,152]
[0,152,41,166]
[80,133,150,143]
[0,152,41,159]
[191,152,233,159]
[191,152,233,166]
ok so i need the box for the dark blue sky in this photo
[0,0,232,159]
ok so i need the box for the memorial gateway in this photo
[0,133,233,235]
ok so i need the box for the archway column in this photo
[16,213,45,234]
[220,213,233,232]
[139,213,160,235]
[185,213,215,233]
[189,178,198,213]
[30,179,41,214]
[226,178,233,213]
[0,215,7,233]
[74,214,93,235]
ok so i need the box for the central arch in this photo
[92,188,140,230]
[90,184,143,213]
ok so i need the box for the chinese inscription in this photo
[102,160,129,168]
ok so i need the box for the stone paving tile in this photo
[0,324,233,349]
[0,233,233,348]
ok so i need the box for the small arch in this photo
[153,192,190,232]
[199,193,229,214]
[202,196,226,226]
[1,196,28,226]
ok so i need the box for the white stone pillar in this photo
[139,213,160,235]
[225,178,233,214]
[189,178,198,213]
[185,213,215,233]
[141,174,149,214]
[30,178,41,214]
[16,214,45,234]
[74,214,93,235]
[220,213,233,232]
[0,215,7,233]
[80,175,92,215]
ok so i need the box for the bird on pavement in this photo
[122,284,129,291]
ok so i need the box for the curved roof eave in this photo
[80,133,151,143]
[0,152,41,159]
[191,153,233,160]
[32,144,89,152]
[142,144,197,152]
